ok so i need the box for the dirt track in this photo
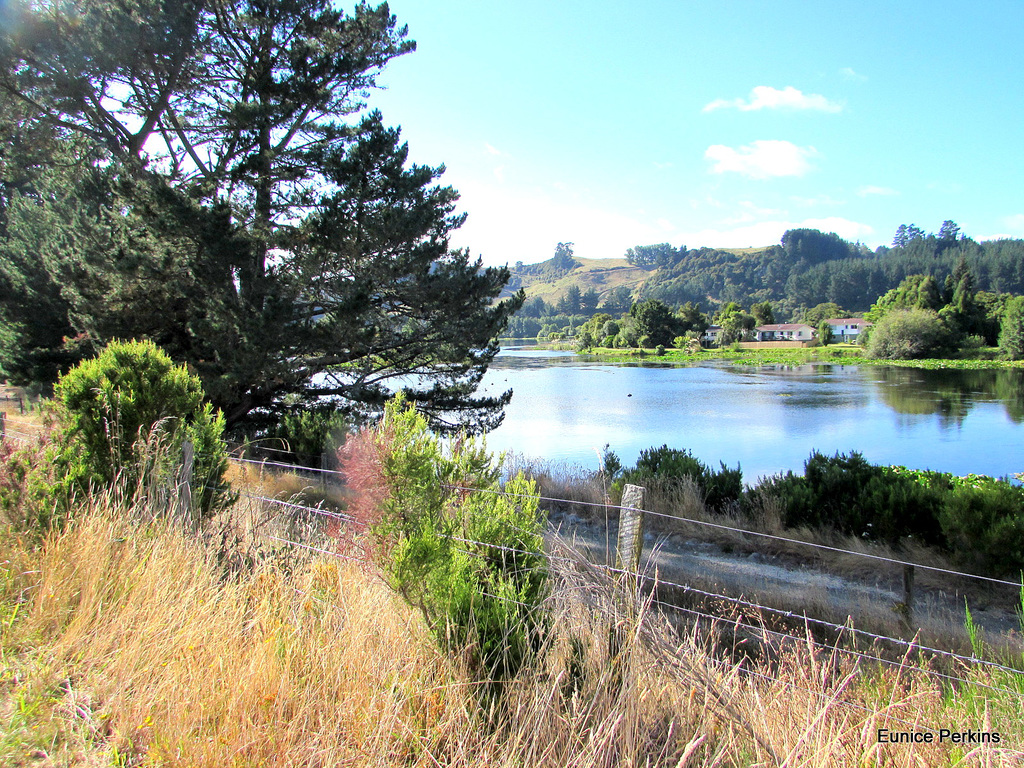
[546,509,1023,643]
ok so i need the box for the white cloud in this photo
[705,140,817,179]
[840,67,867,82]
[703,85,842,113]
[484,142,503,156]
[857,185,898,197]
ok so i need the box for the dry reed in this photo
[2,501,1022,766]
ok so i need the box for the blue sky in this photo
[368,0,1024,267]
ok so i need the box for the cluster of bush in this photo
[609,446,1024,578]
[1,340,233,534]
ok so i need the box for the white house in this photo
[754,323,816,342]
[825,318,871,342]
[702,324,724,346]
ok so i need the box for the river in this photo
[475,348,1024,483]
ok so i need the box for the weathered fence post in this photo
[615,483,647,577]
[176,441,195,526]
[0,411,5,441]
[609,484,646,675]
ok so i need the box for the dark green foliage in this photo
[752,451,944,546]
[623,445,742,510]
[258,408,349,468]
[715,302,756,344]
[557,284,582,314]
[892,224,926,248]
[938,479,1024,577]
[999,296,1024,359]
[630,298,679,347]
[53,339,231,518]
[0,0,522,434]
[782,228,857,263]
[801,302,849,327]
[625,242,679,269]
[601,285,634,315]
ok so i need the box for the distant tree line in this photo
[625,224,1024,316]
[507,224,1024,344]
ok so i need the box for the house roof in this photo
[825,318,871,326]
[755,323,814,332]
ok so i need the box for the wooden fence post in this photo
[899,564,916,632]
[0,411,5,441]
[609,484,646,672]
[615,484,647,577]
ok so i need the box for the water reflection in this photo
[482,350,1024,479]
[871,367,1024,427]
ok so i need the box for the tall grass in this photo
[2,500,1022,766]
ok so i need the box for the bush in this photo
[0,434,63,535]
[939,479,1024,577]
[866,308,951,360]
[999,295,1024,360]
[339,396,548,685]
[752,451,945,546]
[53,339,232,519]
[623,445,742,510]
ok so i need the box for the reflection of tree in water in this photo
[874,367,1024,427]
[993,370,1024,423]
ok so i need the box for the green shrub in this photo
[753,451,945,546]
[867,308,951,360]
[0,435,64,535]
[623,445,742,509]
[939,479,1024,577]
[341,396,548,685]
[52,339,231,519]
[999,295,1024,360]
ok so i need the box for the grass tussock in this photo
[2,506,1023,766]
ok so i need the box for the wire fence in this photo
[244,483,1024,709]
[4,423,1024,713]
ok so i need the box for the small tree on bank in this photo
[866,308,950,360]
[999,296,1024,360]
[817,321,834,346]
[53,339,231,518]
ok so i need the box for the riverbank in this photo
[501,339,1024,370]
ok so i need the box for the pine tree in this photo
[0,0,523,432]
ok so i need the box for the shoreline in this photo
[498,339,1024,370]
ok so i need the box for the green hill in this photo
[506,228,1024,320]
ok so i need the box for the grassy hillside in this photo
[506,232,1024,318]
[503,257,645,304]
[505,249,777,306]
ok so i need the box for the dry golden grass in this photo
[1,502,1022,766]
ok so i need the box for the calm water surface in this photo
[477,348,1024,482]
